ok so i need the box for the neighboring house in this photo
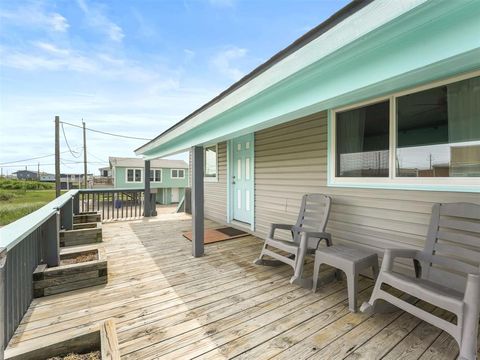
[135,0,480,268]
[109,157,189,204]
[12,170,38,180]
[39,173,55,182]
[98,167,112,177]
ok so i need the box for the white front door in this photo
[171,188,179,203]
[231,134,254,224]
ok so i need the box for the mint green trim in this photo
[226,140,232,223]
[142,1,480,160]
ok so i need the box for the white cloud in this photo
[76,0,124,42]
[0,5,69,33]
[208,0,236,8]
[211,46,247,81]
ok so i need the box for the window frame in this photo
[329,70,480,191]
[125,168,143,183]
[170,168,185,179]
[149,168,162,183]
[204,144,218,182]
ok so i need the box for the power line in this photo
[87,151,106,163]
[1,161,108,168]
[60,120,152,141]
[61,123,81,158]
[0,151,73,165]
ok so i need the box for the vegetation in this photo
[0,186,57,226]
[0,178,54,190]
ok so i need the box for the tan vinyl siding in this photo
[204,141,228,223]
[253,111,480,272]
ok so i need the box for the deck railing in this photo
[75,188,156,221]
[0,188,156,356]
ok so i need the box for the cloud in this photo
[211,46,247,81]
[0,4,69,33]
[208,0,236,8]
[76,0,124,42]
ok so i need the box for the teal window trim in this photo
[327,70,480,193]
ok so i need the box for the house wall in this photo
[204,142,228,222]
[203,112,480,271]
[114,166,189,189]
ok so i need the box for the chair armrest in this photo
[382,248,427,272]
[463,273,480,306]
[292,226,332,247]
[269,223,294,239]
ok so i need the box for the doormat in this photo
[182,227,249,244]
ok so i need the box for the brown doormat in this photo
[182,227,249,244]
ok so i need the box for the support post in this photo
[60,197,73,230]
[55,116,60,198]
[44,212,60,267]
[0,248,6,360]
[150,189,157,216]
[82,120,88,189]
[144,160,151,217]
[191,146,204,257]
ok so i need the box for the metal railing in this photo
[75,189,156,221]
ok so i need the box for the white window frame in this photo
[204,144,218,182]
[329,70,480,192]
[149,168,162,183]
[125,168,143,183]
[170,168,185,179]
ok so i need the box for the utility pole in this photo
[37,162,40,180]
[55,116,61,197]
[83,120,87,189]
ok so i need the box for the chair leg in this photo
[346,272,358,312]
[458,275,480,360]
[312,258,322,293]
[360,274,383,314]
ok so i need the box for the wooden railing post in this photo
[0,248,6,360]
[73,193,80,215]
[44,212,60,267]
[59,197,73,230]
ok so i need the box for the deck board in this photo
[5,214,466,359]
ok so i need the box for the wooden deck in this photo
[6,214,472,359]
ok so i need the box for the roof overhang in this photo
[136,0,480,159]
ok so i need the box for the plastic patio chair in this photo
[360,203,480,360]
[254,193,332,284]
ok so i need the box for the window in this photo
[396,76,480,178]
[126,168,142,183]
[171,169,185,179]
[149,169,162,182]
[331,73,480,189]
[336,101,390,177]
[204,145,218,181]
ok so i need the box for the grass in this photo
[0,189,57,226]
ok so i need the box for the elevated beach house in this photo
[135,0,480,260]
[109,156,189,204]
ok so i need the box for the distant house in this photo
[98,167,112,177]
[12,170,38,180]
[109,157,189,204]
[39,173,55,182]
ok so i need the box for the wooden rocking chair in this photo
[254,193,332,285]
[361,203,480,360]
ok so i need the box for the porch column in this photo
[144,160,151,217]
[191,146,204,257]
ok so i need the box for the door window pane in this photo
[336,100,390,177]
[396,76,480,177]
[205,145,217,178]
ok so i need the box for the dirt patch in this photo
[60,250,98,265]
[47,350,101,360]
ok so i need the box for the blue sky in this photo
[0,0,349,175]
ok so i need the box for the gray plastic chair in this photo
[254,194,332,284]
[360,203,480,360]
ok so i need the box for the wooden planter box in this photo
[4,319,119,360]
[33,245,107,297]
[60,223,102,247]
[74,212,102,224]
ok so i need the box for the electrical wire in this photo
[61,123,81,158]
[0,151,73,165]
[60,121,152,141]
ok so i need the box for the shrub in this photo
[0,179,54,190]
[0,190,16,201]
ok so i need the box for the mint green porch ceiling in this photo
[139,0,480,159]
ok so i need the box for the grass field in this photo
[0,190,57,226]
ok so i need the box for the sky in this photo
[0,0,349,176]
